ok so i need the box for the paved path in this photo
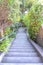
[1,27,43,65]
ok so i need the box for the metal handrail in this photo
[0,31,15,42]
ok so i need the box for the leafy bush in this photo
[4,27,11,36]
[23,2,43,41]
[29,21,41,41]
[0,0,3,4]
[9,33,16,38]
[28,2,43,41]
[23,13,30,27]
[0,37,11,52]
[8,0,21,23]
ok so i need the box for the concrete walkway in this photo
[1,27,43,64]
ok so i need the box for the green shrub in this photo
[9,33,16,38]
[0,37,11,52]
[28,21,41,41]
[28,2,43,41]
[23,13,30,27]
[4,27,11,36]
[23,2,43,41]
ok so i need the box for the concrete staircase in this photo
[1,28,43,65]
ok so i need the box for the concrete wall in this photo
[37,24,43,47]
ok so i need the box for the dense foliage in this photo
[0,0,43,51]
[23,1,43,41]
[0,38,11,51]
[8,0,21,22]
[24,0,36,10]
[0,0,22,52]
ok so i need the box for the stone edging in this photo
[27,32,43,61]
[0,38,15,62]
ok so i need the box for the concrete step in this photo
[11,46,34,49]
[10,47,34,50]
[11,46,32,48]
[10,47,34,49]
[10,47,35,50]
[11,45,32,47]
[8,51,35,52]
[11,47,33,48]
[2,57,42,63]
[0,63,43,65]
[12,43,31,45]
[5,52,39,57]
[9,49,36,52]
[12,45,32,47]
